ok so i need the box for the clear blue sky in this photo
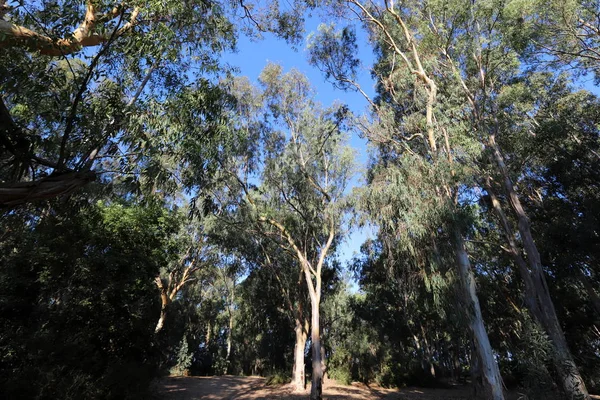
[222,16,377,267]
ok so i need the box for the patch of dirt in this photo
[157,375,600,400]
[157,375,475,399]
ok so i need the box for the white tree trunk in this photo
[225,306,233,374]
[292,322,307,391]
[309,295,323,400]
[454,230,505,400]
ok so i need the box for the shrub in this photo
[265,371,291,385]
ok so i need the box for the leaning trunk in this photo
[309,294,322,400]
[155,291,169,333]
[490,134,589,399]
[292,321,307,391]
[453,229,505,400]
[532,271,589,400]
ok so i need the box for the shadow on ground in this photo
[157,375,476,400]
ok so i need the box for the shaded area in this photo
[158,376,600,399]
[157,376,475,399]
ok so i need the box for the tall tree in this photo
[310,1,593,397]
[153,217,219,334]
[213,64,355,399]
[212,223,311,390]
[309,8,505,399]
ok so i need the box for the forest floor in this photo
[156,375,555,399]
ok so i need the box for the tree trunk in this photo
[206,322,212,346]
[155,290,169,333]
[292,321,307,391]
[225,306,234,374]
[309,294,323,400]
[453,229,505,400]
[484,179,542,320]
[489,134,589,400]
[0,171,96,207]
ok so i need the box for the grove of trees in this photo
[1,1,599,400]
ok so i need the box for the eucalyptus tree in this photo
[0,0,314,206]
[505,0,600,81]
[208,217,311,389]
[153,215,221,334]
[309,14,505,400]
[492,79,600,389]
[310,1,593,397]
[211,64,355,399]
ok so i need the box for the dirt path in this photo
[157,375,600,399]
[156,376,476,399]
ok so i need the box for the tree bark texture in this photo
[309,295,323,400]
[0,3,139,56]
[154,279,170,333]
[292,321,308,391]
[454,230,505,400]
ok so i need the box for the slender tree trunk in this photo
[225,305,233,374]
[292,321,308,391]
[155,289,169,333]
[453,229,505,400]
[206,321,212,346]
[485,179,542,320]
[309,294,323,400]
[489,134,589,400]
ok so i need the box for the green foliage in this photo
[0,200,177,399]
[514,317,555,398]
[172,337,194,376]
[265,371,291,385]
[307,24,360,91]
[329,364,353,386]
[2,1,600,399]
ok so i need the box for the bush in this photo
[0,202,174,399]
[265,371,291,385]
[171,337,194,376]
[329,366,353,386]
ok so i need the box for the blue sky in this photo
[222,17,378,266]
[221,15,600,271]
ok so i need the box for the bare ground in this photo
[157,375,490,400]
[157,375,600,400]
